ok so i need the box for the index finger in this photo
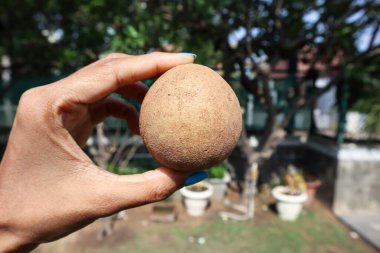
[61,52,196,104]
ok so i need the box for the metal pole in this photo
[337,64,348,145]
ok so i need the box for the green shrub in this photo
[365,104,380,136]
[208,164,226,179]
[107,161,152,175]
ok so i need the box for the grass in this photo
[85,210,369,253]
[107,160,159,175]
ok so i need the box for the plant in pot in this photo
[207,163,231,201]
[180,182,214,217]
[272,165,308,221]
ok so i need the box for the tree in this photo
[133,0,380,217]
[1,0,379,217]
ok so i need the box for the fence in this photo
[239,77,313,133]
[0,100,16,127]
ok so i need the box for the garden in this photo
[34,178,377,253]
[1,1,380,252]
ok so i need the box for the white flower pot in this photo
[180,182,214,217]
[272,186,307,221]
[208,172,231,201]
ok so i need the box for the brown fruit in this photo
[140,64,242,172]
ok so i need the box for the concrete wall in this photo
[260,136,380,215]
[333,148,380,215]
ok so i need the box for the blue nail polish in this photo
[184,171,209,186]
[179,52,197,59]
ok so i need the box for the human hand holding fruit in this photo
[0,52,199,252]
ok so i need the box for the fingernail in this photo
[184,171,208,186]
[179,52,197,59]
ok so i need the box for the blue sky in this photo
[228,8,380,53]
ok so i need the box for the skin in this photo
[0,52,195,253]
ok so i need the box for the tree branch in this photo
[244,0,260,73]
[368,22,379,50]
[353,45,380,62]
[237,58,265,104]
[274,0,284,31]
[258,77,277,151]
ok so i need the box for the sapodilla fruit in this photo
[140,64,242,172]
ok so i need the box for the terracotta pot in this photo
[305,179,321,207]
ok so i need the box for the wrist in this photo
[0,230,38,253]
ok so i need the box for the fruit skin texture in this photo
[140,64,242,172]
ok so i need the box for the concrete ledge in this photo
[339,214,380,251]
[338,146,380,161]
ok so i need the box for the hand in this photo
[0,52,199,252]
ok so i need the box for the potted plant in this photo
[180,182,214,216]
[272,165,307,221]
[207,164,231,201]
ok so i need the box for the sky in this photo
[228,7,380,53]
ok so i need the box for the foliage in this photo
[284,165,307,194]
[107,160,157,175]
[1,0,379,182]
[208,164,226,179]
[365,103,380,136]
[350,58,380,136]
[348,38,380,135]
[2,0,379,117]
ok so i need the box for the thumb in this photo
[89,167,207,217]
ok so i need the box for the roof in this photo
[270,45,343,79]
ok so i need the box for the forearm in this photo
[0,164,38,253]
